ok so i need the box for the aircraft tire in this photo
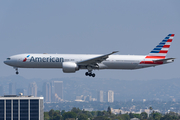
[92,73,95,77]
[85,72,89,76]
[89,73,92,76]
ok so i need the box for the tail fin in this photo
[146,34,175,59]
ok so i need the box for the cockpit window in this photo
[7,58,10,60]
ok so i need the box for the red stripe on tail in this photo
[167,39,172,42]
[159,50,168,53]
[163,45,170,48]
[145,56,165,59]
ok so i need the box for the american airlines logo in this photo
[28,56,64,62]
[23,55,30,62]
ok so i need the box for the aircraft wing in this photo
[153,58,175,62]
[77,51,118,66]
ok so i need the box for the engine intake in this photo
[62,62,79,73]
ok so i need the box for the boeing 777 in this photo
[4,34,175,77]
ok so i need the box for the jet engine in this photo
[62,62,79,73]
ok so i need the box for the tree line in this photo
[44,107,180,120]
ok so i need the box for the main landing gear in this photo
[85,72,95,77]
[14,67,19,75]
[85,66,95,77]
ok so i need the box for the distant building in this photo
[0,85,3,96]
[107,90,114,103]
[9,83,16,95]
[52,81,63,102]
[37,90,43,97]
[0,95,44,120]
[75,95,96,102]
[85,95,91,101]
[75,95,84,102]
[28,82,37,97]
[97,90,103,102]
[42,82,51,102]
[16,88,27,96]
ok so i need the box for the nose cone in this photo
[4,60,10,65]
[4,58,14,66]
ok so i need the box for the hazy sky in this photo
[0,1,180,80]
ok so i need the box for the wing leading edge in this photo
[77,51,119,66]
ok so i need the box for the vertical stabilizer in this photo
[146,34,175,59]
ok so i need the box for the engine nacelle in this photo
[62,62,79,73]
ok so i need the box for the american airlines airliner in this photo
[4,34,175,77]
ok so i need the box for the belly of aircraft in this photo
[102,61,139,69]
[16,62,62,68]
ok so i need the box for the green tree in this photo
[149,107,153,118]
[82,111,93,118]
[168,111,178,117]
[94,116,111,120]
[78,114,88,120]
[133,114,140,119]
[115,116,123,120]
[141,112,148,119]
[97,111,104,116]
[160,114,173,120]
[129,112,134,118]
[149,107,153,111]
[53,111,62,120]
[153,112,162,120]
[44,112,50,120]
[53,115,61,120]
[62,112,77,120]
[102,110,108,116]
[49,109,55,118]
[107,106,111,115]
[90,111,97,116]
[71,107,81,114]
[48,110,62,120]
[120,114,130,120]
[61,110,66,115]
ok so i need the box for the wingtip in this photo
[112,51,119,53]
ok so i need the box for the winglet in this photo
[111,51,119,55]
[112,51,119,54]
[107,51,119,56]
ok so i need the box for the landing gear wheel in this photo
[14,67,19,75]
[85,72,95,77]
[92,73,95,77]
[85,72,89,76]
[89,73,92,77]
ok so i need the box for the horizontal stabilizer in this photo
[153,58,175,62]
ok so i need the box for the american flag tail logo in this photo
[140,34,175,64]
[146,34,174,59]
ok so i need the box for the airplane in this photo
[4,34,175,77]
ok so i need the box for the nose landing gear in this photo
[14,67,19,75]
